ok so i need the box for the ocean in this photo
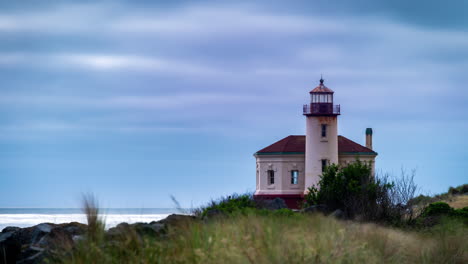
[0,208,181,231]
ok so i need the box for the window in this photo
[291,170,299,184]
[321,124,327,138]
[267,170,275,185]
[321,159,328,172]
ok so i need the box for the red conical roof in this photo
[310,78,334,93]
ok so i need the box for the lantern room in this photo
[303,78,340,116]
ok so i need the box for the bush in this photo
[452,207,468,218]
[450,184,468,195]
[448,187,460,195]
[304,160,398,221]
[422,202,453,217]
[408,194,433,206]
[193,193,258,217]
[420,202,467,220]
[272,208,295,217]
[460,184,468,194]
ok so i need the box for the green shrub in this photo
[422,202,453,217]
[448,187,460,195]
[304,160,395,221]
[452,207,468,218]
[194,193,257,217]
[458,184,468,194]
[408,194,433,206]
[272,208,295,217]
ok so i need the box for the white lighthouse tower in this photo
[303,77,340,192]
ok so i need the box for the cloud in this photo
[0,53,223,76]
[111,6,347,37]
[0,4,115,33]
[0,93,289,110]
[1,1,468,137]
[0,3,344,37]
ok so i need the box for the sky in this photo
[1,0,467,208]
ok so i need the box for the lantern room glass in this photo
[311,93,333,103]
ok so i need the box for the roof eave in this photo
[255,152,305,156]
[339,152,378,156]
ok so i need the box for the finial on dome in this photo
[320,74,324,85]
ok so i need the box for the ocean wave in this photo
[0,213,171,231]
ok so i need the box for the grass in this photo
[51,209,467,264]
[445,195,468,209]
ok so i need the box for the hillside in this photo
[445,195,468,209]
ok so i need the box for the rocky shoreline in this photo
[0,214,194,264]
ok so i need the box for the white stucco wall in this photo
[254,154,305,195]
[305,116,338,192]
[254,152,377,195]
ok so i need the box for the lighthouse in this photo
[254,77,376,208]
[303,78,340,192]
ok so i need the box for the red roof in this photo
[310,84,334,93]
[256,135,305,153]
[337,136,375,153]
[256,135,376,155]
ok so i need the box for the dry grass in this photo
[445,195,468,209]
[54,211,468,264]
[81,194,105,242]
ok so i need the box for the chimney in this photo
[365,128,373,150]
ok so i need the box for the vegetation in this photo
[51,207,467,263]
[421,202,468,219]
[47,169,468,263]
[82,194,106,243]
[304,161,418,223]
[409,184,468,208]
[192,193,258,218]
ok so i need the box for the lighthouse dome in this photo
[310,78,334,93]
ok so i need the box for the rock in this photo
[60,222,87,236]
[2,226,20,233]
[106,222,131,239]
[153,214,196,227]
[16,246,45,264]
[330,209,345,219]
[131,222,163,237]
[0,222,86,264]
[35,223,52,233]
[149,222,165,233]
[0,231,15,243]
[262,198,288,210]
[72,235,84,242]
[0,223,52,263]
[0,230,21,264]
[303,204,328,214]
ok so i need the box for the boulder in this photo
[0,222,86,264]
[0,230,21,264]
[1,226,20,233]
[330,209,345,219]
[16,246,45,264]
[303,204,328,214]
[106,222,131,240]
[131,222,163,237]
[152,214,196,228]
